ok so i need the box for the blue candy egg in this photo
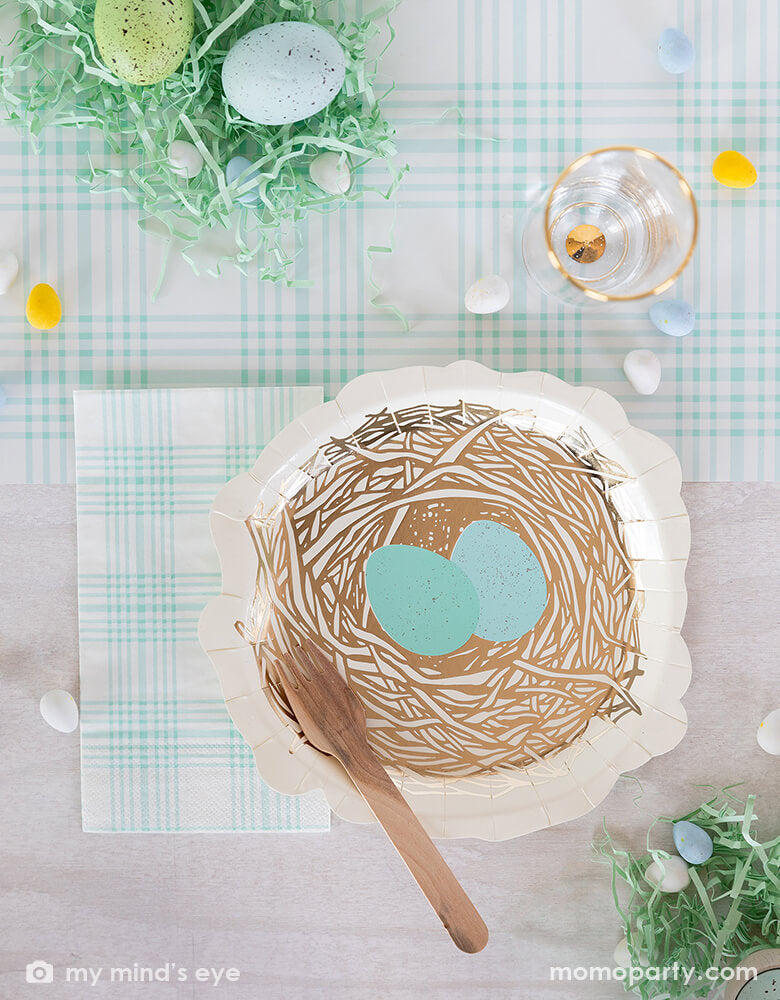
[451,520,548,642]
[658,28,694,74]
[365,545,480,656]
[673,820,713,864]
[649,299,695,337]
[225,155,260,205]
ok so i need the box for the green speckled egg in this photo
[95,0,194,86]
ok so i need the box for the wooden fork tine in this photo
[273,662,311,732]
[277,651,304,689]
[278,655,315,710]
[290,649,312,682]
[300,641,330,674]
[289,646,317,682]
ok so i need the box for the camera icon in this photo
[26,961,54,984]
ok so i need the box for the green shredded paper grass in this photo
[0,0,405,284]
[596,789,780,999]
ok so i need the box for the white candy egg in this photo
[0,249,19,295]
[757,709,780,755]
[623,349,661,395]
[40,689,79,733]
[309,151,351,195]
[613,936,631,967]
[222,21,346,127]
[464,274,510,314]
[168,139,204,179]
[614,936,649,968]
[646,856,690,892]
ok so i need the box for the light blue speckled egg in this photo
[649,299,695,337]
[673,821,713,864]
[222,21,346,126]
[225,156,259,205]
[658,28,694,74]
[450,520,547,642]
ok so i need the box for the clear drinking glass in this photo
[522,146,698,305]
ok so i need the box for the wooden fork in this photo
[274,642,489,954]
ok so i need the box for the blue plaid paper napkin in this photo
[74,386,330,832]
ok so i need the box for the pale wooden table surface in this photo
[1,484,778,1000]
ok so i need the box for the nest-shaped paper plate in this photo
[199,361,691,840]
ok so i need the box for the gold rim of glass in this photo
[543,146,699,302]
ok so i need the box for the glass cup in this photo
[522,146,698,305]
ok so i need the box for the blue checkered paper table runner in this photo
[75,386,330,832]
[1,0,778,482]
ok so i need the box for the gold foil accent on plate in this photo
[239,402,643,779]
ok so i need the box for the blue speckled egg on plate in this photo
[222,21,346,126]
[658,28,695,74]
[649,299,696,337]
[450,520,547,642]
[673,820,713,864]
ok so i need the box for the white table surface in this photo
[1,482,778,999]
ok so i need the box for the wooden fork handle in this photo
[336,743,489,954]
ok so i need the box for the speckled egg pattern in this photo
[221,21,346,126]
[94,0,194,86]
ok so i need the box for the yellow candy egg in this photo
[26,283,62,331]
[712,150,757,189]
